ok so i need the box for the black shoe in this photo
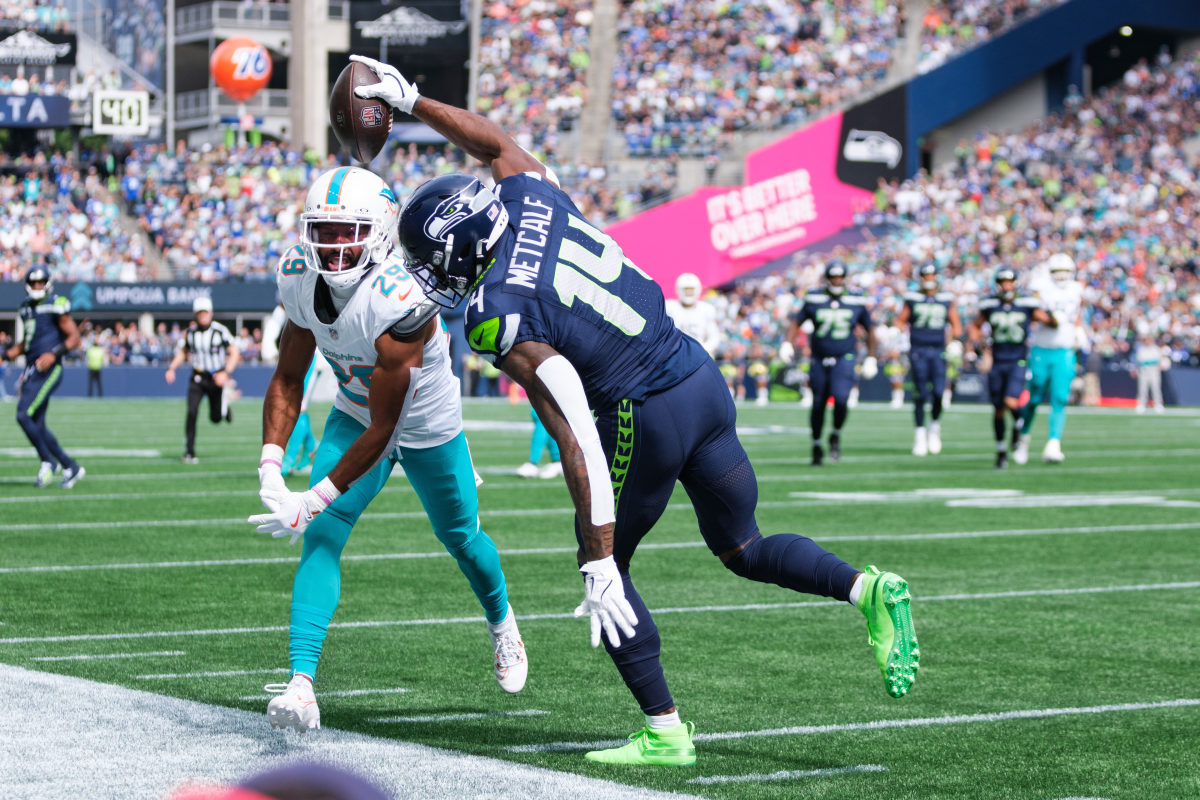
[811,443,824,467]
[995,451,1008,470]
[829,432,841,462]
[225,408,233,423]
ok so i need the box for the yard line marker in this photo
[687,763,886,784]
[238,687,411,702]
[371,710,550,724]
[136,668,288,680]
[508,699,1200,753]
[2,521,1196,574]
[30,650,185,662]
[4,580,1198,645]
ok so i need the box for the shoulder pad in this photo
[842,294,869,305]
[1016,297,1041,307]
[387,299,440,339]
[903,292,922,303]
[51,295,70,312]
[979,297,999,309]
[804,292,828,303]
[935,292,955,302]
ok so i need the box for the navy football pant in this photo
[585,359,859,714]
[909,347,946,427]
[808,356,856,440]
[16,364,76,470]
[987,360,1027,407]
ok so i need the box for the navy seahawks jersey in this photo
[978,295,1042,362]
[904,291,954,349]
[462,172,709,410]
[18,293,70,361]
[794,291,871,358]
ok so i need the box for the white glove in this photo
[946,340,964,359]
[248,478,340,545]
[350,54,420,115]
[258,444,287,510]
[861,356,878,380]
[573,555,638,648]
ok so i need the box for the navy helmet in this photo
[918,263,938,291]
[25,265,53,301]
[397,174,509,308]
[994,266,1017,300]
[824,261,847,296]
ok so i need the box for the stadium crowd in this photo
[706,51,1200,390]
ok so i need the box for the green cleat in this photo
[584,722,696,766]
[857,565,919,698]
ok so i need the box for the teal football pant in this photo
[287,408,509,679]
[529,408,560,464]
[1021,346,1076,442]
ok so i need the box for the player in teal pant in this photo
[517,407,563,478]
[282,357,318,475]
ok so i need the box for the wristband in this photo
[310,477,341,508]
[260,443,285,470]
[51,344,66,358]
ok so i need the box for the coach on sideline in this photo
[165,296,240,463]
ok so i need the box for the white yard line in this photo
[0,663,700,800]
[239,687,411,702]
[508,699,1200,754]
[3,580,1197,645]
[2,521,1195,575]
[370,710,550,724]
[30,650,185,662]
[687,763,887,785]
[136,668,288,680]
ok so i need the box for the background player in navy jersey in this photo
[787,263,877,466]
[3,266,85,488]
[896,264,962,457]
[353,54,919,766]
[968,267,1056,469]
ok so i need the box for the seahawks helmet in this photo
[994,266,1017,301]
[825,262,847,297]
[918,263,938,292]
[397,174,510,308]
[25,266,53,301]
[299,167,399,289]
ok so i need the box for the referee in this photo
[165,297,240,463]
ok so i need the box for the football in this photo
[329,60,392,163]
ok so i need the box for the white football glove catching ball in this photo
[574,555,638,648]
[350,54,421,115]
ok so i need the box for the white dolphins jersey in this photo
[664,299,721,356]
[1029,278,1083,350]
[276,244,461,449]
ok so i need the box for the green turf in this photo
[2,397,1198,798]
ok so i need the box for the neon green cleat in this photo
[857,565,919,698]
[584,722,696,766]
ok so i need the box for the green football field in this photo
[2,396,1198,799]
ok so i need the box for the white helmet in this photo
[675,272,702,306]
[300,167,400,288]
[1047,253,1075,285]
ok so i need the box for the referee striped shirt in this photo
[180,321,236,374]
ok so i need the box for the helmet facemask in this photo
[301,216,386,288]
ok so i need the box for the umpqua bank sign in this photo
[0,281,278,314]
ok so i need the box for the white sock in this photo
[997,441,1007,453]
[848,573,864,606]
[487,604,515,634]
[647,711,681,730]
[931,421,940,434]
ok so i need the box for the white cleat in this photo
[537,461,563,479]
[34,462,58,488]
[1042,438,1065,463]
[489,606,528,694]
[515,461,540,479]
[912,427,928,457]
[1013,434,1030,465]
[928,426,942,455]
[265,673,320,732]
[59,465,85,489]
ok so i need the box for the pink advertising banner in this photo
[606,111,875,297]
